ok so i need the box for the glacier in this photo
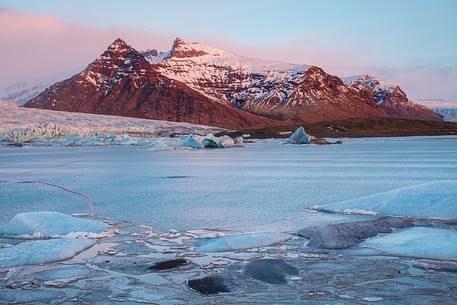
[361,227,457,260]
[194,232,291,253]
[0,237,95,267]
[0,102,222,143]
[0,211,110,238]
[314,180,457,219]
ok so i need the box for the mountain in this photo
[26,37,441,128]
[150,38,388,122]
[415,99,457,122]
[24,39,273,129]
[342,75,441,121]
[1,82,48,105]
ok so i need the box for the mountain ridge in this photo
[25,37,441,128]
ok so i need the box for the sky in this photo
[1,0,456,99]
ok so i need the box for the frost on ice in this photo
[361,227,457,260]
[314,180,457,219]
[0,211,110,238]
[194,232,291,253]
[0,238,95,267]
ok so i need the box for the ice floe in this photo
[0,211,110,238]
[0,238,96,267]
[194,232,291,253]
[361,227,457,260]
[314,180,457,219]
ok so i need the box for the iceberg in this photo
[202,133,219,148]
[285,127,312,144]
[361,227,457,260]
[194,232,291,253]
[314,180,457,219]
[234,136,244,144]
[218,135,235,148]
[182,135,204,149]
[0,211,110,238]
[0,238,96,267]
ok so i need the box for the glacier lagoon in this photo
[1,136,457,229]
[1,136,457,304]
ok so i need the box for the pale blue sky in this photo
[1,0,456,98]
[2,0,456,66]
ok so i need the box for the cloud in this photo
[0,9,174,91]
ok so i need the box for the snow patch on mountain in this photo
[143,37,310,107]
[342,74,395,105]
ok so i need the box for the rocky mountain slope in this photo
[25,39,273,129]
[342,75,440,121]
[25,38,441,128]
[415,99,457,122]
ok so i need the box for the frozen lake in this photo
[1,136,456,231]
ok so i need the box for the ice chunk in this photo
[218,135,235,148]
[285,127,313,144]
[0,238,96,267]
[194,232,291,253]
[182,135,203,149]
[361,227,457,260]
[202,133,219,148]
[0,211,110,238]
[234,136,244,144]
[314,180,457,219]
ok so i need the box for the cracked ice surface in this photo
[1,136,457,303]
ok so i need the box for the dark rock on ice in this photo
[298,217,413,249]
[245,259,299,284]
[187,275,230,294]
[149,258,189,271]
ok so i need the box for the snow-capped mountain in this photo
[25,39,273,129]
[415,99,457,122]
[1,82,48,105]
[342,75,440,121]
[26,37,441,128]
[147,38,439,122]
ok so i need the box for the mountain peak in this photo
[107,38,132,53]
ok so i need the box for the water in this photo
[1,136,456,231]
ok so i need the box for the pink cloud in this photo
[0,9,174,91]
[1,9,456,100]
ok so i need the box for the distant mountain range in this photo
[415,99,457,122]
[23,38,441,128]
